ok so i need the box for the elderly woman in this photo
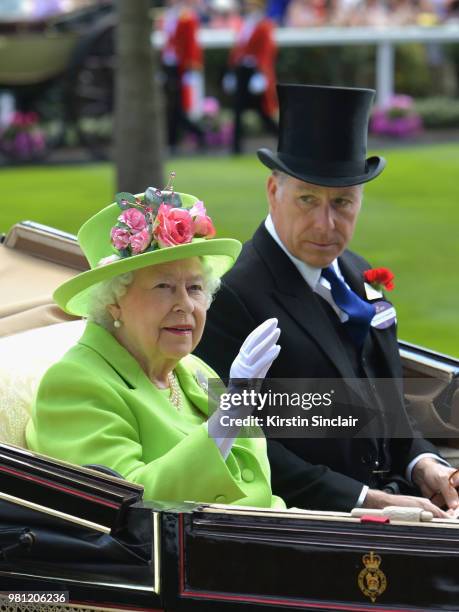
[26,185,284,509]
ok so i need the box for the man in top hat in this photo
[196,84,459,515]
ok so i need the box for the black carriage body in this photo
[174,506,459,611]
[0,500,159,611]
[2,496,459,612]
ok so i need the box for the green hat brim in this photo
[54,237,241,317]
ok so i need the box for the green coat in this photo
[26,322,284,509]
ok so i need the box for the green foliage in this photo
[414,97,459,128]
[203,48,230,99]
[116,191,138,209]
[0,145,458,356]
[204,43,442,99]
[394,44,432,97]
[277,45,376,88]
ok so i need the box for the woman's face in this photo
[109,258,208,369]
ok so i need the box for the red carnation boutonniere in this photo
[363,267,395,292]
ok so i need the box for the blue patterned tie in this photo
[321,265,376,347]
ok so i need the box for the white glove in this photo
[230,318,281,381]
[248,72,268,95]
[209,318,280,459]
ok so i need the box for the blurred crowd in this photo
[2,0,458,26]
[156,0,459,153]
[175,0,459,28]
[1,0,458,159]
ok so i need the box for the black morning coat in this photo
[195,223,439,512]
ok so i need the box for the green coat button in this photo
[241,468,254,482]
[215,495,227,503]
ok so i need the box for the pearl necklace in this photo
[167,371,183,411]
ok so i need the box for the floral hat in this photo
[53,181,241,316]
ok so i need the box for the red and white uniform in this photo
[162,7,204,115]
[162,7,203,74]
[229,13,277,116]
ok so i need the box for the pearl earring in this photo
[113,319,122,329]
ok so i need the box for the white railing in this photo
[153,24,459,105]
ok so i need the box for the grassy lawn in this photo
[1,144,458,356]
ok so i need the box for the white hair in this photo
[201,259,221,307]
[86,258,221,329]
[86,272,134,329]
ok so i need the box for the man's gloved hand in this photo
[230,318,281,381]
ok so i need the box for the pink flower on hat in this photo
[189,200,207,218]
[111,227,131,250]
[153,204,194,247]
[130,228,151,254]
[110,183,219,258]
[193,215,216,238]
[119,207,147,232]
[189,200,216,238]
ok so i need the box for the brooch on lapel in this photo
[194,369,209,392]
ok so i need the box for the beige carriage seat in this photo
[0,319,86,447]
[0,221,87,338]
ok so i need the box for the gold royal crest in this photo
[358,551,387,603]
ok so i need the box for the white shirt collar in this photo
[264,214,343,289]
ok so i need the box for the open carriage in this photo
[1,220,459,611]
[0,1,116,160]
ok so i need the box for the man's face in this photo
[267,173,363,268]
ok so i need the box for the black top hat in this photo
[257,84,385,187]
